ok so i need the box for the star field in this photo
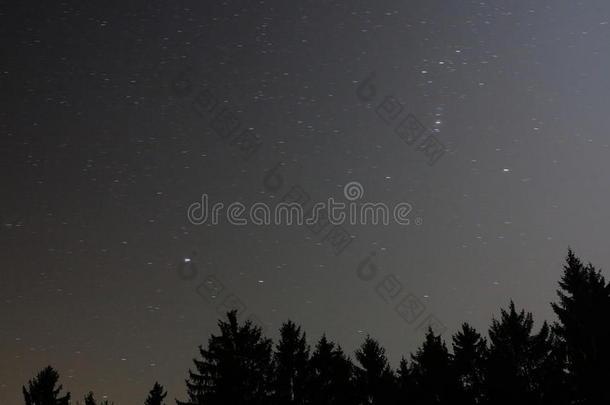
[3,0,610,403]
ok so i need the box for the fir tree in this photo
[410,328,457,404]
[551,248,610,404]
[178,310,273,405]
[452,323,487,404]
[145,382,167,405]
[306,335,355,405]
[272,321,310,405]
[22,366,70,405]
[353,336,396,405]
[396,357,414,401]
[84,391,97,405]
[485,302,555,405]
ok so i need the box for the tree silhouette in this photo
[84,391,97,405]
[485,302,555,405]
[22,366,70,405]
[396,357,415,402]
[410,327,458,404]
[178,310,273,405]
[353,336,396,405]
[306,335,355,405]
[75,392,114,405]
[534,331,570,405]
[145,382,167,405]
[551,248,610,404]
[272,320,310,405]
[19,249,610,405]
[451,323,487,404]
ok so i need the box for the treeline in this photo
[22,249,610,404]
[22,367,166,405]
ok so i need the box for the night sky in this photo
[3,0,610,403]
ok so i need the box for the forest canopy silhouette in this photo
[21,249,610,405]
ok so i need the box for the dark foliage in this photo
[551,248,610,404]
[84,391,97,405]
[22,250,610,405]
[22,366,70,405]
[452,323,487,404]
[77,391,114,405]
[178,310,273,405]
[306,335,355,405]
[409,328,459,404]
[353,336,396,404]
[272,321,310,405]
[145,382,168,405]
